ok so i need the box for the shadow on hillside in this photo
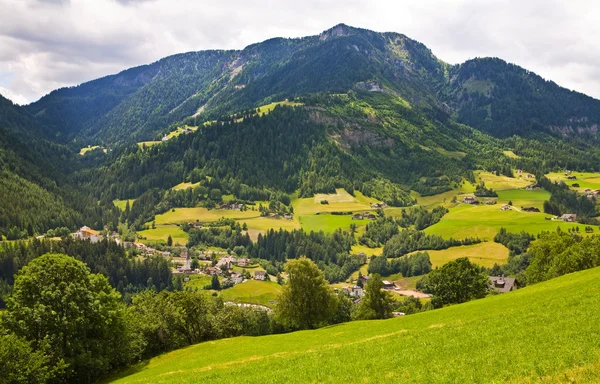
[99,360,151,383]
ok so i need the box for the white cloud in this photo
[0,0,599,104]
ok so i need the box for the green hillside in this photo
[110,267,600,383]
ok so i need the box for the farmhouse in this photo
[352,213,364,220]
[525,183,541,190]
[371,202,388,208]
[516,169,523,175]
[358,275,371,286]
[489,276,518,293]
[485,200,497,205]
[283,213,293,220]
[364,213,377,220]
[230,272,243,284]
[237,258,250,267]
[501,204,511,211]
[205,266,222,276]
[161,135,169,142]
[254,271,266,281]
[73,226,100,243]
[522,206,540,212]
[463,196,478,204]
[382,280,396,289]
[350,285,364,298]
[560,214,577,222]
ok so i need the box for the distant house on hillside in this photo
[350,285,364,298]
[382,280,396,289]
[283,213,293,220]
[161,135,169,142]
[358,275,371,287]
[463,196,478,205]
[237,258,250,267]
[254,271,266,281]
[560,214,577,222]
[522,206,540,212]
[489,276,518,293]
[371,202,388,209]
[352,213,364,220]
[73,226,100,243]
[485,200,497,205]
[525,183,541,190]
[566,175,577,180]
[364,213,377,220]
[501,204,511,211]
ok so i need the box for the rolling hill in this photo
[109,266,600,383]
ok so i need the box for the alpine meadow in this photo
[2,10,600,384]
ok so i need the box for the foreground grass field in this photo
[425,204,588,241]
[110,267,600,383]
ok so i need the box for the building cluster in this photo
[352,212,377,220]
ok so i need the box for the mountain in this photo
[26,24,600,147]
[109,266,600,383]
[3,24,600,237]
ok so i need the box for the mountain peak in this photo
[319,23,357,40]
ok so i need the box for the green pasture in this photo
[113,199,136,211]
[419,242,509,268]
[110,267,600,384]
[154,207,260,225]
[138,225,189,246]
[219,280,282,307]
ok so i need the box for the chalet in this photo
[237,258,250,267]
[350,285,364,298]
[205,266,222,276]
[566,175,577,180]
[364,213,377,220]
[283,213,293,220]
[463,196,478,205]
[392,312,406,317]
[560,214,577,222]
[382,280,396,289]
[73,226,100,243]
[525,183,541,190]
[526,174,533,179]
[217,256,237,270]
[522,206,540,212]
[594,190,600,197]
[352,213,364,220]
[230,203,242,210]
[358,275,371,287]
[231,272,243,284]
[254,271,266,281]
[371,202,388,209]
[501,204,511,211]
[489,276,518,293]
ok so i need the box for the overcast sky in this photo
[0,0,598,104]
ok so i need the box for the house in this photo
[560,213,577,222]
[358,275,371,287]
[392,312,406,317]
[522,206,540,212]
[501,204,511,211]
[283,213,293,220]
[352,213,364,220]
[463,196,478,205]
[73,226,100,243]
[254,271,266,281]
[585,188,592,193]
[525,183,541,190]
[161,135,169,142]
[371,202,388,209]
[382,280,396,289]
[566,175,577,180]
[485,200,497,205]
[205,266,222,276]
[489,276,518,293]
[350,285,364,297]
[364,213,377,220]
[516,169,523,175]
[594,190,600,197]
[526,174,533,179]
[237,258,250,267]
[231,272,243,284]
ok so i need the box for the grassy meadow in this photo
[113,199,136,211]
[171,182,201,191]
[79,145,106,155]
[109,267,600,384]
[138,225,189,246]
[154,207,260,225]
[425,203,588,241]
[219,280,282,307]
[292,189,376,216]
[420,241,509,268]
[474,171,533,190]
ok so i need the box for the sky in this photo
[0,0,598,105]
